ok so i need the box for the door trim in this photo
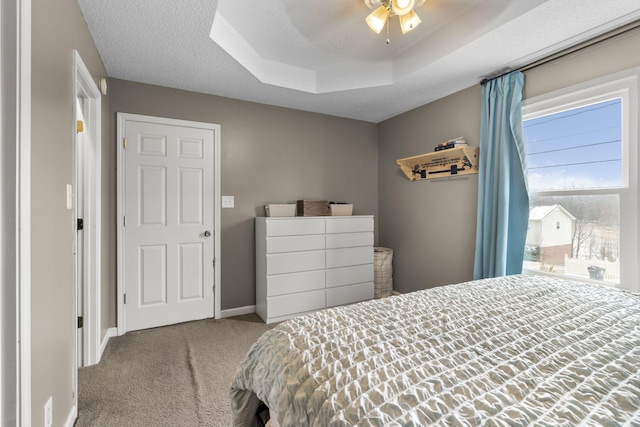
[116,113,221,335]
[18,0,31,421]
[72,50,102,368]
[1,0,32,423]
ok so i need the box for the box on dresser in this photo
[296,200,330,216]
[264,204,296,217]
[255,216,374,324]
[329,203,353,216]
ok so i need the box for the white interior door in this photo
[123,119,215,331]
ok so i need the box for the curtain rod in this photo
[480,19,640,86]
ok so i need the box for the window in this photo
[522,69,639,292]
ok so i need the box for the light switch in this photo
[222,196,234,208]
[66,184,73,210]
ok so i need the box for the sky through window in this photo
[524,99,622,192]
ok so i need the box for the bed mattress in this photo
[230,275,640,426]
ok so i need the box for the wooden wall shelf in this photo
[397,146,479,181]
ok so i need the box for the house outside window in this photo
[521,69,639,293]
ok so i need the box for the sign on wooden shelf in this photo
[396,146,479,181]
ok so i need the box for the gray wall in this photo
[1,0,19,422]
[31,0,109,424]
[377,25,640,294]
[108,79,379,314]
[378,86,481,293]
[522,26,640,99]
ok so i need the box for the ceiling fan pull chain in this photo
[386,19,390,44]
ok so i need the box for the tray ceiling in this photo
[77,0,640,123]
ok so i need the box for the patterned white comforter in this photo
[230,275,640,426]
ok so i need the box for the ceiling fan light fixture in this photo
[399,9,421,34]
[391,0,415,16]
[365,5,390,34]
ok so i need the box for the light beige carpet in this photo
[76,315,273,427]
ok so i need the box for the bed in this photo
[230,275,640,426]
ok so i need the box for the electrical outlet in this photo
[222,196,234,208]
[44,396,53,427]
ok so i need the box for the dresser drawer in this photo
[325,232,373,249]
[266,219,325,237]
[267,250,325,275]
[326,217,373,234]
[267,289,325,319]
[326,246,373,268]
[266,235,325,254]
[267,270,325,297]
[326,264,373,288]
[326,282,374,307]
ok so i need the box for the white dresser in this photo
[255,216,374,324]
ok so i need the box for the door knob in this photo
[204,230,211,238]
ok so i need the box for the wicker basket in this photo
[374,247,393,298]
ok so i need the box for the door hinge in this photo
[76,120,84,133]
[123,137,127,149]
[77,316,84,328]
[77,218,84,231]
[123,216,126,227]
[124,294,127,304]
[212,258,216,267]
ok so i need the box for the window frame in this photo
[521,68,639,293]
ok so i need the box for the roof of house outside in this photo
[529,205,576,221]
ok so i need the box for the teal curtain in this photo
[473,71,528,279]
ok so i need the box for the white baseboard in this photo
[64,405,77,427]
[219,305,256,319]
[99,327,117,360]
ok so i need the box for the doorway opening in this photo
[72,50,102,373]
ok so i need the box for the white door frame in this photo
[1,0,31,424]
[71,50,102,368]
[116,113,221,335]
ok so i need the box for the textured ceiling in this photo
[77,0,640,123]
